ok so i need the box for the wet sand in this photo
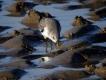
[0,0,106,80]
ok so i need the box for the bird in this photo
[38,17,61,52]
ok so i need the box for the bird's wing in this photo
[45,18,61,33]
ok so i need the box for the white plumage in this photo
[38,17,61,44]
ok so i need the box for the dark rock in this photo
[21,10,53,29]
[2,35,41,49]
[43,47,106,67]
[0,54,7,59]
[11,69,26,79]
[101,58,106,63]
[85,63,106,80]
[21,54,45,60]
[21,10,40,25]
[0,36,13,44]
[46,49,87,66]
[58,5,83,11]
[62,24,100,39]
[34,0,69,5]
[85,64,96,74]
[46,49,64,57]
[9,30,20,37]
[95,67,106,80]
[7,1,36,11]
[59,39,91,51]
[72,16,92,27]
[88,7,106,21]
[79,0,106,11]
[41,12,53,18]
[2,35,32,49]
[0,46,33,57]
[6,1,36,17]
[39,65,56,69]
[83,33,106,44]
[0,59,35,69]
[98,27,106,33]
[5,10,25,17]
[87,45,106,51]
[9,28,37,37]
[42,0,52,6]
[0,69,26,79]
[33,0,51,5]
[0,26,11,33]
[40,70,91,80]
[49,0,70,3]
[58,0,106,12]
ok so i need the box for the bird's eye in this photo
[41,29,44,32]
[53,37,55,40]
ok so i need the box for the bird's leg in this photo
[50,40,53,51]
[45,38,48,53]
[55,40,60,49]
